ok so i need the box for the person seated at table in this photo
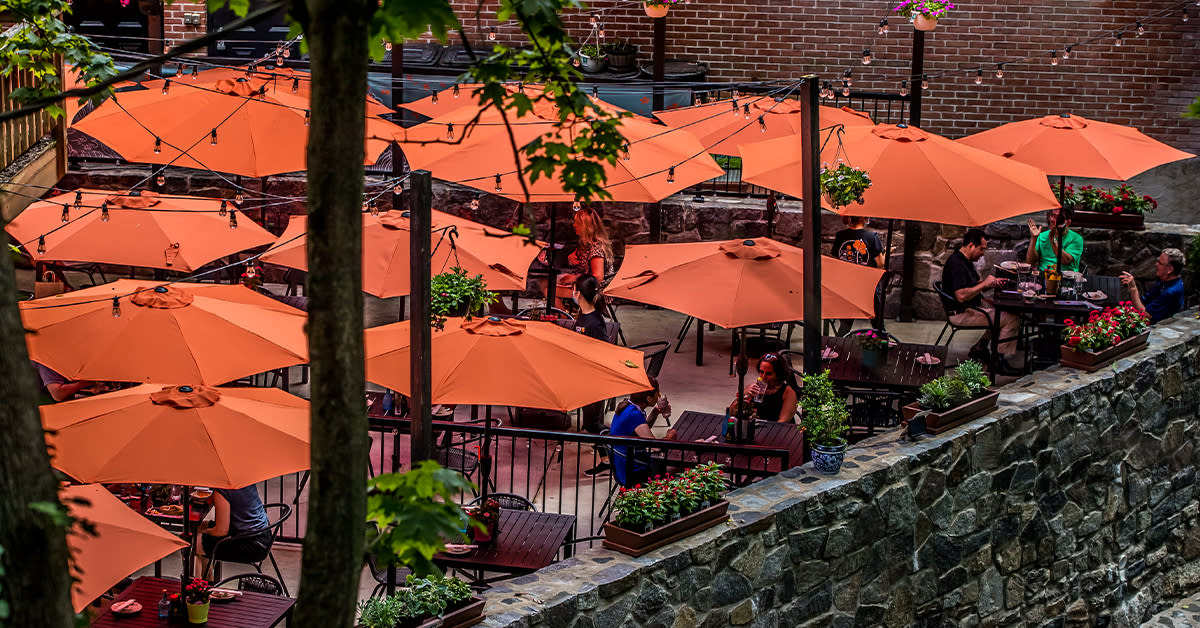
[940,228,1022,376]
[1025,205,1083,273]
[608,377,675,486]
[557,208,615,288]
[33,361,112,404]
[196,485,271,578]
[1121,248,1186,324]
[830,216,886,335]
[728,352,799,423]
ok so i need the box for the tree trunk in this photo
[0,230,75,627]
[291,0,372,623]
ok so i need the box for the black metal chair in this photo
[517,306,573,322]
[842,328,901,344]
[363,551,413,598]
[468,492,537,512]
[206,503,293,596]
[631,341,671,379]
[932,280,992,346]
[214,573,286,597]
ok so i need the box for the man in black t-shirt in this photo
[940,229,1021,375]
[830,216,887,335]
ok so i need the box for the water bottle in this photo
[752,377,766,403]
[158,590,170,620]
[381,390,394,416]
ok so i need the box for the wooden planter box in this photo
[396,597,485,628]
[602,500,729,557]
[902,389,1000,434]
[1070,210,1144,231]
[1060,330,1150,372]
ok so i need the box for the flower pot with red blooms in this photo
[1065,183,1152,230]
[184,578,211,624]
[467,498,500,544]
[603,463,727,556]
[1060,303,1151,371]
[894,0,954,31]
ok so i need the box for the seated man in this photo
[940,228,1022,376]
[1025,205,1083,272]
[1121,248,1186,323]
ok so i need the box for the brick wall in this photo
[162,1,207,55]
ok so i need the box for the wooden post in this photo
[897,29,926,322]
[652,17,665,111]
[409,170,433,465]
[799,76,822,376]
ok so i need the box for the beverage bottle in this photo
[158,589,170,619]
[752,377,766,403]
[381,389,394,416]
[725,417,738,443]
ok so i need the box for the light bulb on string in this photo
[1136,21,1144,36]
[37,235,47,254]
[573,58,580,67]
[996,63,1005,79]
[219,199,228,216]
[861,49,872,65]
[921,74,930,90]
[974,69,983,85]
[368,200,379,216]
[73,191,82,212]
[1115,32,1123,46]
[235,192,244,205]
[393,183,403,196]
[275,55,284,68]
[431,90,439,104]
[732,88,740,98]
[100,202,110,222]
[384,41,393,51]
[622,142,631,161]
[452,84,460,97]
[282,46,290,58]
[488,27,497,41]
[469,197,480,210]
[111,296,121,318]
[742,104,751,120]
[758,116,766,132]
[592,85,599,99]
[304,110,310,126]
[899,80,908,97]
[209,129,218,145]
[598,23,605,38]
[841,82,850,97]
[1183,8,1189,22]
[693,94,701,106]
[191,65,199,79]
[730,99,739,115]
[572,200,582,211]
[494,174,502,192]
[154,137,162,154]
[667,166,675,184]
[446,122,455,140]
[843,69,852,87]
[291,78,300,93]
[589,12,597,24]
[156,174,165,186]
[229,210,238,229]
[878,18,889,35]
[162,79,171,95]
[1051,50,1059,66]
[1063,46,1072,60]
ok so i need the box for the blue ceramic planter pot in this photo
[811,440,848,475]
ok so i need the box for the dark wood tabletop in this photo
[435,509,575,576]
[669,410,805,472]
[89,576,294,628]
[818,336,947,391]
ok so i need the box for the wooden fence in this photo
[0,65,59,171]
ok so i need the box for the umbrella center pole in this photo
[735,329,749,442]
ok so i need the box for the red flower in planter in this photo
[1069,336,1081,346]
[1113,206,1124,214]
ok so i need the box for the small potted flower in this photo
[430,267,497,331]
[855,329,891,370]
[819,163,872,209]
[602,39,638,69]
[467,497,500,543]
[577,44,607,73]
[894,0,955,31]
[356,574,483,628]
[183,578,212,624]
[1060,303,1151,371]
[798,371,850,474]
[903,359,998,432]
[642,0,682,18]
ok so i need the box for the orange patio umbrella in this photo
[5,189,275,272]
[74,75,398,177]
[398,82,550,118]
[22,280,308,385]
[654,97,874,156]
[604,238,884,328]
[63,484,189,612]
[44,384,311,488]
[740,124,1061,225]
[365,316,651,410]
[956,113,1195,181]
[261,209,541,295]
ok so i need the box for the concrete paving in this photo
[1143,596,1200,628]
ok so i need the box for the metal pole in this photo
[652,17,665,111]
[545,204,558,312]
[799,76,822,376]
[409,171,434,465]
[897,29,925,322]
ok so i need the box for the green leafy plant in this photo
[798,371,849,446]
[429,267,497,331]
[365,461,477,577]
[578,44,603,58]
[944,377,972,408]
[797,369,839,422]
[893,0,955,19]
[952,359,991,396]
[917,359,993,411]
[644,0,685,7]
[356,595,405,628]
[819,163,872,209]
[602,39,636,55]
[918,379,952,412]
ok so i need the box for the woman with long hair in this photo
[730,352,800,423]
[561,208,614,287]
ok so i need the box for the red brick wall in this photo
[163,1,207,56]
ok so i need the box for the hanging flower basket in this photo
[819,163,872,209]
[913,15,938,30]
[894,1,954,30]
[643,0,675,18]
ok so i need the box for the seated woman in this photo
[558,208,615,288]
[729,353,799,423]
[196,485,272,577]
[609,377,673,486]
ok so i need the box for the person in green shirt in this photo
[1025,205,1083,272]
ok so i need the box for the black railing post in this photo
[799,76,822,376]
[652,16,665,111]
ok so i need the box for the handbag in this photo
[34,271,66,298]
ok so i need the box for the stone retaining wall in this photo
[477,314,1200,628]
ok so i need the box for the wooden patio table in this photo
[436,509,576,584]
[89,576,293,628]
[665,410,805,473]
[818,336,947,391]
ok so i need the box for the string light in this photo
[38,235,46,253]
[694,94,701,106]
[599,23,605,38]
[229,210,238,229]
[667,166,675,184]
[235,192,244,205]
[73,191,82,212]
[730,99,739,116]
[488,27,497,41]
[368,200,379,216]
[291,78,300,93]
[153,137,162,154]
[469,197,480,210]
[572,200,582,211]
[861,49,872,65]
[742,104,751,120]
[1183,8,1189,22]
[304,110,310,126]
[1136,20,1145,36]
[162,79,171,95]
[589,12,597,24]
[191,65,199,79]
[452,84,460,97]
[209,129,218,145]
[1051,49,1059,66]
[219,199,228,216]
[156,174,166,186]
[732,88,740,98]
[573,58,580,67]
[1063,45,1072,60]
[494,174,502,192]
[282,46,290,58]
[111,296,121,318]
[878,18,889,35]
[100,202,110,222]
[899,80,908,97]
[843,69,853,87]
[758,116,766,132]
[384,41,393,51]
[622,142,631,161]
[841,82,850,97]
[996,63,1005,79]
[446,122,455,140]
[275,55,284,68]
[921,74,930,90]
[431,90,439,104]
[974,69,983,85]
[592,85,599,99]
[1115,32,1124,46]
[394,184,403,196]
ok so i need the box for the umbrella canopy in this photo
[740,124,1061,225]
[399,107,723,203]
[398,82,550,118]
[63,484,189,612]
[44,384,310,487]
[22,280,308,385]
[654,98,875,156]
[365,316,651,410]
[5,189,275,272]
[604,238,884,328]
[133,67,395,117]
[261,209,541,295]
[956,113,1196,180]
[74,75,398,177]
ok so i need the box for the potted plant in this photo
[798,370,850,474]
[902,360,998,432]
[602,463,729,556]
[642,0,681,18]
[1060,303,1151,371]
[430,267,497,331]
[466,497,500,543]
[855,329,890,370]
[1064,182,1154,230]
[576,44,606,73]
[894,0,954,31]
[356,574,483,628]
[603,39,638,69]
[183,578,211,624]
[819,163,872,209]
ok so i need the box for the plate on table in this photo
[111,600,142,616]
[150,504,183,516]
[442,544,476,556]
[998,261,1020,271]
[916,354,941,366]
[820,348,839,361]
[210,590,238,603]
[1083,290,1107,302]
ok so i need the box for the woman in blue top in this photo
[197,485,272,576]
[1122,248,1187,323]
[609,377,674,487]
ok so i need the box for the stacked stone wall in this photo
[476,316,1200,628]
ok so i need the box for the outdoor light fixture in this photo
[101,202,110,222]
[191,65,199,79]
[394,184,403,196]
[235,192,244,205]
[921,74,930,90]
[229,210,238,229]
[1051,50,1059,66]
[453,84,460,97]
[733,88,740,98]
[60,205,69,223]
[878,18,889,34]
[996,63,1005,79]
[162,79,170,95]
[384,41,393,51]
[446,123,455,140]
[843,69,852,86]
[1182,8,1189,22]
[861,49,872,65]
[899,80,908,96]
[1115,32,1123,46]
[74,191,82,212]
[38,235,47,253]
[1136,21,1144,36]
[573,58,580,67]
[470,197,480,210]
[841,82,850,97]
[275,55,284,68]
[494,174,502,192]
[431,90,439,104]
[743,104,751,120]
[209,129,218,145]
[291,78,300,93]
[572,201,582,211]
[111,297,121,318]
[368,200,379,216]
[599,24,605,38]
[622,142,631,160]
[693,94,701,106]
[154,137,162,154]
[758,116,766,132]
[220,200,228,217]
[304,110,310,126]
[488,27,497,40]
[974,69,983,85]
[592,85,599,99]
[283,47,290,58]
[589,12,597,24]
[1063,46,1072,60]
[667,166,675,184]
[156,174,166,186]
